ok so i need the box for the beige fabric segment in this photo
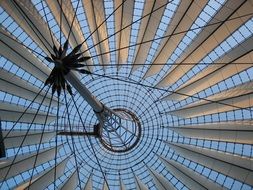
[82,0,110,67]
[131,0,168,72]
[165,142,253,186]
[169,94,253,118]
[147,167,175,190]
[2,130,56,149]
[83,174,92,190]
[163,37,253,101]
[0,69,58,106]
[159,156,225,190]
[15,167,49,190]
[19,157,69,190]
[60,170,78,190]
[0,0,56,55]
[172,0,247,64]
[119,178,126,190]
[114,0,134,66]
[189,81,253,106]
[159,157,206,190]
[157,0,253,87]
[168,81,253,118]
[0,27,50,82]
[170,120,253,144]
[0,145,62,181]
[134,174,149,190]
[144,0,207,78]
[102,180,109,190]
[46,0,93,72]
[0,101,56,124]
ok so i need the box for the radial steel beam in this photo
[0,120,6,158]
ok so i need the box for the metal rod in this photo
[0,118,6,158]
[66,72,103,113]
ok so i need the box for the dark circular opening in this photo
[99,108,142,153]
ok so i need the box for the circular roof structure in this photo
[0,0,253,190]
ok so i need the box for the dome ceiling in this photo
[0,0,253,189]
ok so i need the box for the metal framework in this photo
[0,0,253,189]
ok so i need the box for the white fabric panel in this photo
[159,157,206,190]
[0,27,50,82]
[83,174,92,190]
[18,157,69,190]
[189,81,253,106]
[170,120,253,144]
[134,174,149,190]
[165,142,253,186]
[2,130,56,149]
[114,0,134,66]
[169,81,253,118]
[119,178,126,190]
[60,170,78,190]
[173,0,247,65]
[0,101,56,124]
[132,0,168,72]
[144,0,207,78]
[159,156,225,190]
[15,168,48,190]
[0,69,57,106]
[169,93,253,118]
[0,101,55,124]
[46,0,93,72]
[157,0,253,87]
[0,0,56,55]
[82,0,110,66]
[148,167,174,190]
[102,180,109,190]
[0,145,62,181]
[162,37,253,101]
